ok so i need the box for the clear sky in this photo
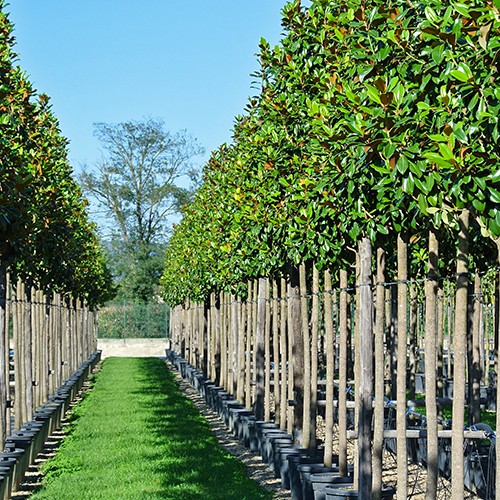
[7,1,298,172]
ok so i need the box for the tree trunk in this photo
[237,298,245,402]
[289,264,304,446]
[272,280,280,424]
[451,209,469,500]
[425,228,439,499]
[280,278,289,430]
[254,278,267,420]
[264,280,271,421]
[495,237,500,500]
[323,269,335,467]
[245,283,252,409]
[358,237,373,499]
[300,263,312,449]
[310,265,319,450]
[396,234,408,500]
[338,269,349,476]
[0,262,8,447]
[372,247,386,499]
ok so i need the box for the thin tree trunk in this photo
[300,263,312,449]
[358,237,373,499]
[425,229,439,499]
[470,273,482,424]
[396,234,408,500]
[232,298,239,396]
[451,209,469,500]
[310,266,319,450]
[254,278,267,420]
[495,237,500,500]
[408,284,418,400]
[437,285,444,399]
[338,269,348,477]
[372,247,386,499]
[280,278,289,430]
[237,298,245,402]
[324,269,335,467]
[264,280,271,421]
[272,280,280,424]
[0,261,8,447]
[289,264,304,446]
[245,283,252,409]
[214,294,221,386]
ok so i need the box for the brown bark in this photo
[425,229,439,499]
[451,210,469,499]
[358,237,373,499]
[396,234,408,500]
[372,247,386,499]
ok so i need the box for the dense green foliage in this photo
[0,4,113,306]
[32,358,271,499]
[162,0,500,305]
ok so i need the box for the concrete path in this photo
[97,338,167,359]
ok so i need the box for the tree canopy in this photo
[162,0,500,306]
[0,3,114,307]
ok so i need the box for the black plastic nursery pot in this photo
[213,391,233,415]
[310,474,354,500]
[0,461,15,500]
[256,427,286,456]
[33,407,58,435]
[221,400,244,425]
[228,408,254,435]
[299,465,353,500]
[1,448,28,489]
[6,432,38,464]
[238,414,257,447]
[0,473,9,500]
[205,385,224,408]
[179,360,188,378]
[262,433,293,465]
[274,447,307,480]
[249,422,280,452]
[285,451,325,494]
[294,464,343,500]
[324,484,395,499]
[267,435,295,468]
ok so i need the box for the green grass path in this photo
[31,358,271,500]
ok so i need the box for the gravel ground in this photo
[168,363,289,499]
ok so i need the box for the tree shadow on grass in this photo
[132,358,271,500]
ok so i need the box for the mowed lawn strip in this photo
[31,358,271,500]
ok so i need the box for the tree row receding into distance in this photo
[0,3,114,307]
[162,0,500,304]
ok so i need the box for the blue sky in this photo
[7,1,298,172]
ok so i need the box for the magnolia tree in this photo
[162,0,500,304]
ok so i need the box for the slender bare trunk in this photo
[451,210,469,499]
[396,234,408,500]
[358,237,373,498]
[425,229,439,499]
[372,247,385,499]
[324,269,335,467]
